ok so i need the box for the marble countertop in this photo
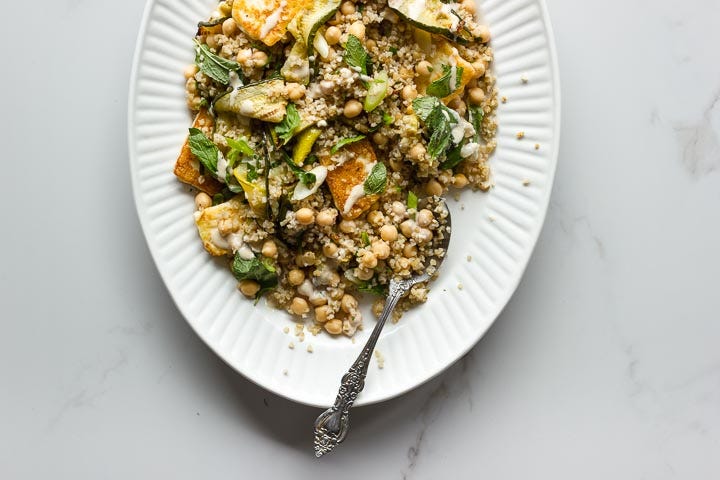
[1,0,718,477]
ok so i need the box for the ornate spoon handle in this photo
[313,278,420,457]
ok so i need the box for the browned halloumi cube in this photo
[232,0,311,47]
[173,108,223,196]
[324,139,380,220]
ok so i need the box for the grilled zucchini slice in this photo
[388,0,474,43]
[288,0,341,56]
[214,79,288,123]
[232,0,311,46]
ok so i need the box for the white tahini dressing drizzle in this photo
[239,99,255,116]
[448,108,476,144]
[216,151,228,183]
[260,0,287,38]
[292,165,328,201]
[342,161,376,214]
[405,0,426,20]
[448,49,459,92]
[440,3,461,31]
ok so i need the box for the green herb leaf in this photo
[383,111,393,125]
[356,280,387,296]
[407,190,418,210]
[225,136,254,166]
[411,96,459,159]
[361,231,370,246]
[440,142,464,170]
[212,193,225,205]
[188,127,219,174]
[426,64,464,98]
[469,105,484,144]
[193,39,241,85]
[284,153,317,187]
[231,253,278,298]
[389,46,398,55]
[246,163,259,181]
[364,162,387,195]
[344,34,369,75]
[331,135,366,154]
[275,103,301,145]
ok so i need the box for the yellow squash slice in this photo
[194,197,245,256]
[232,0,312,46]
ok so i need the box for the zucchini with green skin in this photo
[288,0,342,56]
[388,0,474,43]
[214,78,288,123]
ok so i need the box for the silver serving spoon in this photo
[313,198,452,457]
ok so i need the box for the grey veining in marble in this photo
[1,0,719,478]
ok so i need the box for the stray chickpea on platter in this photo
[129,0,559,406]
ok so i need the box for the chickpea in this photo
[340,0,356,15]
[367,210,384,226]
[403,243,417,258]
[296,207,315,225]
[194,192,212,210]
[468,87,485,106]
[288,269,305,286]
[371,240,391,259]
[184,64,199,79]
[309,294,328,307]
[425,179,443,196]
[236,48,252,63]
[391,201,406,217]
[347,21,365,40]
[341,294,358,313]
[222,17,238,36]
[360,251,378,269]
[316,209,337,226]
[472,60,486,77]
[401,84,418,101]
[315,305,330,323]
[328,287,345,300]
[400,219,416,237]
[290,297,310,316]
[453,173,469,188]
[339,219,356,233]
[415,228,433,244]
[325,26,342,45]
[365,39,377,50]
[296,251,316,267]
[372,132,388,147]
[462,0,476,14]
[449,97,466,117]
[205,34,218,49]
[416,209,434,228]
[327,271,341,287]
[380,224,398,242]
[328,11,343,26]
[287,83,306,101]
[323,242,339,258]
[416,60,432,78]
[252,50,268,67]
[343,99,363,118]
[474,24,491,43]
[409,143,426,161]
[325,319,343,335]
[261,239,278,258]
[238,279,260,298]
[355,267,374,281]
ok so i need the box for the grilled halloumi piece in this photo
[415,36,475,103]
[173,108,223,195]
[324,139,380,220]
[232,0,311,47]
[194,196,246,256]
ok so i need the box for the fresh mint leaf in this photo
[225,136,254,166]
[231,253,278,297]
[407,191,418,210]
[469,105,484,143]
[356,281,387,296]
[212,193,225,205]
[412,96,441,121]
[275,103,301,145]
[246,163,259,181]
[193,39,240,85]
[188,127,219,174]
[364,162,387,195]
[331,135,366,154]
[344,34,369,75]
[412,96,459,159]
[426,64,464,98]
[440,142,464,170]
[361,231,370,246]
[284,153,317,187]
[389,46,398,55]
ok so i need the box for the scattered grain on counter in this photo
[307,344,314,353]
[466,255,472,262]
[534,143,540,150]
[522,179,531,186]
[516,131,525,140]
[501,96,508,103]
[374,350,385,369]
[288,342,295,349]
[521,73,529,84]
[458,283,464,290]
[283,326,290,334]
